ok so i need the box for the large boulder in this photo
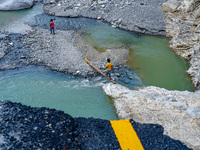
[0,0,33,10]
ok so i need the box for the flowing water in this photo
[0,66,117,120]
[0,4,194,120]
[83,26,194,91]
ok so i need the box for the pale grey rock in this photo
[163,0,200,89]
[102,83,200,150]
[0,34,6,39]
[0,51,5,59]
[0,0,33,10]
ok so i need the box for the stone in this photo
[162,1,181,13]
[20,55,26,59]
[193,7,200,19]
[0,34,6,39]
[0,0,33,11]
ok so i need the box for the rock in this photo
[9,42,14,46]
[102,83,200,150]
[193,7,200,19]
[0,51,5,59]
[0,0,33,11]
[162,1,181,13]
[20,55,26,59]
[111,25,116,28]
[0,34,6,39]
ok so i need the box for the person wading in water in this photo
[105,58,113,80]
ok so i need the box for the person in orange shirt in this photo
[105,58,113,79]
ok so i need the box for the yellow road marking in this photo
[110,120,144,150]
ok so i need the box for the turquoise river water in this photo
[0,4,194,120]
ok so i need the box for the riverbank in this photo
[43,0,167,36]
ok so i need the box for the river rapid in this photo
[0,4,194,120]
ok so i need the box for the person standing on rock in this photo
[50,19,55,35]
[105,58,113,79]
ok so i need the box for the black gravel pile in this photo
[0,100,77,149]
[74,118,120,150]
[130,120,192,150]
[0,100,192,150]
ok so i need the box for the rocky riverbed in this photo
[43,0,167,36]
[0,27,129,77]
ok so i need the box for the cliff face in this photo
[162,0,200,89]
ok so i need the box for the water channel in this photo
[0,4,194,120]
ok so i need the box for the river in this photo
[0,4,194,120]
